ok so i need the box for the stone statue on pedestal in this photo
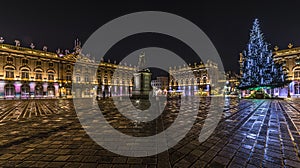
[132,52,152,100]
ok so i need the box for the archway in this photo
[5,84,15,97]
[203,76,207,84]
[35,84,43,97]
[21,84,30,98]
[47,85,55,97]
[294,83,300,95]
[293,68,300,80]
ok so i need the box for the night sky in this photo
[1,1,300,74]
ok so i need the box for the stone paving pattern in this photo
[0,98,299,167]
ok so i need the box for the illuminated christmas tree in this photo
[239,18,287,91]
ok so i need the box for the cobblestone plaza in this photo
[0,98,299,167]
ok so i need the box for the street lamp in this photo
[59,83,62,98]
[287,84,291,98]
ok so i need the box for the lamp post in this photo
[59,83,62,98]
[287,76,292,98]
[109,85,112,97]
[287,84,291,98]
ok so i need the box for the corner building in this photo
[272,44,300,97]
[168,60,220,96]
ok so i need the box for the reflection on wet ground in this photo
[0,97,299,167]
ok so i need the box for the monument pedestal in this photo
[131,69,152,99]
[131,90,151,99]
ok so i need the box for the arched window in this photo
[21,69,29,79]
[47,85,55,96]
[170,80,174,86]
[48,71,54,80]
[35,85,43,96]
[66,72,72,81]
[5,67,14,78]
[295,83,300,95]
[35,70,43,80]
[76,74,81,83]
[97,76,102,85]
[203,76,207,84]
[5,84,15,96]
[197,78,200,84]
[84,74,89,82]
[21,84,30,97]
[294,68,300,80]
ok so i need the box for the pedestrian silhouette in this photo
[102,91,106,99]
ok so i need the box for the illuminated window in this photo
[35,85,43,96]
[21,84,30,97]
[48,72,54,80]
[66,87,72,95]
[5,67,14,78]
[76,74,81,83]
[35,70,42,79]
[294,68,300,79]
[66,73,72,81]
[21,69,29,79]
[84,74,89,82]
[5,84,15,96]
[47,85,55,96]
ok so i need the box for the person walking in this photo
[102,91,106,99]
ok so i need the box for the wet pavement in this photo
[0,97,299,167]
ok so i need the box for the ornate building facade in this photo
[153,76,169,90]
[168,60,220,96]
[272,44,300,97]
[0,39,135,99]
